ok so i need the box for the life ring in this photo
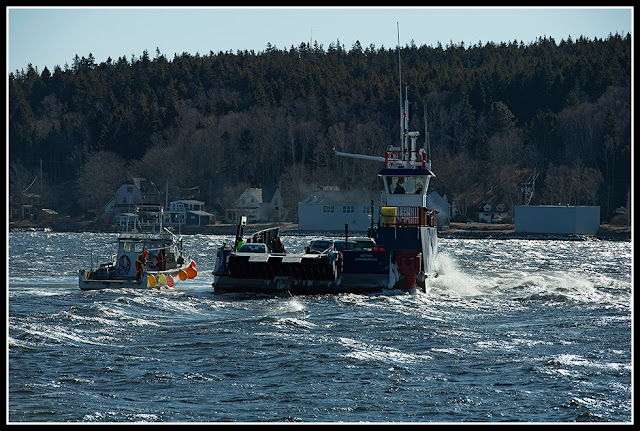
[117,254,130,273]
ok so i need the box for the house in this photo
[297,189,380,232]
[227,186,287,223]
[514,205,600,234]
[298,187,452,232]
[478,202,509,223]
[426,190,452,230]
[9,193,43,222]
[105,178,162,226]
[165,200,215,227]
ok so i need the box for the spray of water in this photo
[427,251,609,304]
[428,253,483,296]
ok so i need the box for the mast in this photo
[332,22,432,174]
[398,23,404,149]
[424,101,431,170]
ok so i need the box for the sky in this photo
[6,6,633,75]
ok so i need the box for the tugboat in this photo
[332,85,437,294]
[79,204,197,290]
[212,86,438,295]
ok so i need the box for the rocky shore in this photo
[438,222,631,241]
[9,214,631,241]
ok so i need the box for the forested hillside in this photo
[9,34,631,221]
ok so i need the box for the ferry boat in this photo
[79,204,197,291]
[212,222,391,295]
[212,87,438,295]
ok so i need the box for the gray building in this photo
[298,189,380,232]
[514,205,600,234]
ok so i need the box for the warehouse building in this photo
[514,205,600,235]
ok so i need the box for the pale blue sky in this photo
[7,6,633,75]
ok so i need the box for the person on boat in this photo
[135,250,149,281]
[271,236,285,254]
[394,177,406,194]
[156,250,165,271]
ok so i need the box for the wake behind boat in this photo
[79,204,197,291]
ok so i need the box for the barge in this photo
[213,86,438,295]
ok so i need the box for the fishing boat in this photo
[212,84,438,295]
[79,204,197,291]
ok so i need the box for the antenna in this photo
[424,101,430,166]
[397,23,403,146]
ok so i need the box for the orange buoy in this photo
[147,274,157,287]
[178,270,188,281]
[186,266,197,279]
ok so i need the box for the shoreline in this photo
[9,218,631,241]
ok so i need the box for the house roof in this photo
[189,210,215,216]
[171,199,205,205]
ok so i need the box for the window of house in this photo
[322,205,335,214]
[342,205,354,213]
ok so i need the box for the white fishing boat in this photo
[79,204,197,291]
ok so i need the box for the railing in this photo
[385,150,427,169]
[378,206,437,228]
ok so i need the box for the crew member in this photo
[135,250,149,281]
[156,250,165,271]
[394,177,406,194]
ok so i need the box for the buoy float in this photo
[147,274,157,287]
[178,270,187,281]
[157,273,167,285]
[166,274,174,287]
[186,266,197,279]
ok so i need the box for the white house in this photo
[298,188,452,232]
[478,202,509,223]
[298,189,380,232]
[426,191,452,230]
[227,187,287,223]
[165,200,215,227]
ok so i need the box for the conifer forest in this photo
[9,34,631,221]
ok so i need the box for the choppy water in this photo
[8,232,633,422]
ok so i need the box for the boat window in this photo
[334,241,363,251]
[238,243,268,253]
[386,176,425,195]
[123,241,131,253]
[134,242,145,253]
[308,240,333,253]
